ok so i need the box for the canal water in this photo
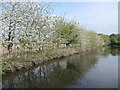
[2,47,119,88]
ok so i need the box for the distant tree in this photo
[110,34,118,44]
[98,34,110,46]
[110,34,120,46]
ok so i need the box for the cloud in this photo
[51,2,118,35]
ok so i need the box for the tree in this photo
[60,20,79,46]
[110,34,120,46]
[1,2,24,53]
[52,17,80,47]
[98,34,110,46]
[1,2,53,53]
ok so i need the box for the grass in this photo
[2,48,80,74]
[1,46,100,74]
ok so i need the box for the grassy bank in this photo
[1,47,99,74]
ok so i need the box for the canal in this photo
[2,47,119,88]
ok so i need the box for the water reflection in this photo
[2,47,119,88]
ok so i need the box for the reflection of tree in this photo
[2,47,118,88]
[88,47,110,57]
[110,48,120,56]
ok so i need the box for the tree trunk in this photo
[7,43,13,53]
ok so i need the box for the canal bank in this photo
[2,47,118,88]
[2,47,101,74]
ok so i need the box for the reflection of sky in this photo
[50,2,118,35]
[72,54,118,88]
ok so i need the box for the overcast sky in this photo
[50,2,118,35]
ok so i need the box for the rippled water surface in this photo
[2,47,119,88]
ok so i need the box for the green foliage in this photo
[110,34,120,47]
[53,17,79,46]
[60,21,79,46]
[98,34,110,46]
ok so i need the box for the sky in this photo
[50,2,118,35]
